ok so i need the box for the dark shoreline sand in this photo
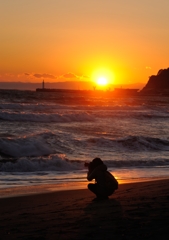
[0,179,169,240]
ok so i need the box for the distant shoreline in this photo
[1,88,169,96]
[0,81,145,91]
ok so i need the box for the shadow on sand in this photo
[75,198,123,240]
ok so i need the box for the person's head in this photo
[92,157,103,165]
[89,158,103,171]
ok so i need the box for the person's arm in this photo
[87,164,107,181]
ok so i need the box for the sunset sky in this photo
[0,0,169,89]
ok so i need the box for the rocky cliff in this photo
[141,68,169,94]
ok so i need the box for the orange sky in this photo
[0,0,169,89]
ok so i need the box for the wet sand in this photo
[0,179,169,240]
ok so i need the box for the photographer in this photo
[85,158,118,200]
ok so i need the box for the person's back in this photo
[105,171,118,194]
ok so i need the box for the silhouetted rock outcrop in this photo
[141,68,169,95]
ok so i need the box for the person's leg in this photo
[107,187,115,196]
[88,183,108,199]
[88,183,98,195]
[107,189,115,196]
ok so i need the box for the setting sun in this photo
[97,77,108,86]
[91,68,114,89]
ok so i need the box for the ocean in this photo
[0,90,169,195]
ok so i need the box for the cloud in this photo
[24,72,89,81]
[61,73,90,81]
[24,73,57,79]
[81,75,89,79]
[33,73,57,79]
[62,72,78,79]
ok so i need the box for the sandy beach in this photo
[0,179,169,240]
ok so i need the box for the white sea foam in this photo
[0,132,169,160]
[0,132,56,157]
[0,154,83,172]
[0,155,169,172]
[84,136,169,151]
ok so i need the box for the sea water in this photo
[0,90,169,195]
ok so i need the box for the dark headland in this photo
[140,68,169,95]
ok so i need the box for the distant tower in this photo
[42,79,45,89]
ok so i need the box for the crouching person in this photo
[85,158,118,200]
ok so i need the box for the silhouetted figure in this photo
[85,158,118,200]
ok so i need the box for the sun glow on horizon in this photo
[97,76,108,86]
[91,68,115,88]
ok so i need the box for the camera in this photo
[84,162,90,167]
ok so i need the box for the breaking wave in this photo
[0,154,169,172]
[85,135,169,151]
[0,154,83,172]
[0,133,169,160]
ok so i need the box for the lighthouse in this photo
[42,79,45,89]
